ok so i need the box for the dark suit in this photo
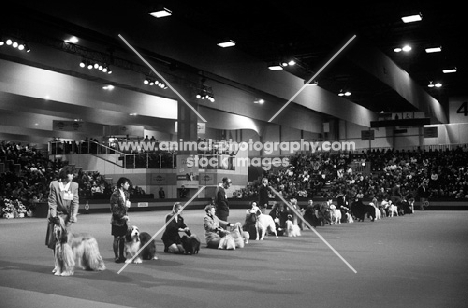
[216,186,229,221]
[258,184,269,210]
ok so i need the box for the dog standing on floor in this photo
[255,209,278,240]
[125,225,158,264]
[53,216,105,276]
[329,204,342,224]
[284,215,301,237]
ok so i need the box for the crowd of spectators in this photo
[1,141,151,217]
[238,146,468,202]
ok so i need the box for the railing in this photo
[122,153,176,169]
[49,140,124,155]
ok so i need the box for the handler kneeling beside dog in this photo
[204,204,245,249]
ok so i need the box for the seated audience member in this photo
[302,199,319,228]
[203,204,232,249]
[161,202,191,253]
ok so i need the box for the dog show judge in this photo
[215,177,232,222]
[258,178,269,213]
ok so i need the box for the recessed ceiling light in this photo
[268,65,283,71]
[425,46,442,53]
[442,67,457,73]
[65,36,79,43]
[149,7,172,18]
[130,113,137,116]
[401,13,422,23]
[217,40,235,48]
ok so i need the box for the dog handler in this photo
[110,177,132,263]
[203,204,232,248]
[44,166,79,272]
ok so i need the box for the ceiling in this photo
[0,1,466,145]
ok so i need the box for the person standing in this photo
[417,181,429,210]
[258,178,269,213]
[110,177,132,263]
[44,166,79,272]
[216,177,231,222]
[159,187,165,199]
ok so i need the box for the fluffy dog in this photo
[255,209,278,240]
[53,216,105,276]
[125,226,158,264]
[229,222,249,248]
[388,203,399,217]
[341,207,353,223]
[180,234,201,255]
[329,204,342,224]
[284,216,301,237]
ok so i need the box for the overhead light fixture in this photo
[254,98,264,104]
[102,85,115,90]
[305,80,319,86]
[64,36,79,43]
[428,81,434,88]
[425,46,442,53]
[268,64,283,71]
[144,76,167,89]
[401,13,422,23]
[149,7,172,18]
[338,90,351,97]
[217,40,235,48]
[442,67,457,73]
[435,82,442,87]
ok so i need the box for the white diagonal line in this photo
[118,34,207,123]
[268,34,357,123]
[270,186,357,274]
[117,186,206,274]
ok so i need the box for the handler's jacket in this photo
[110,189,130,226]
[48,180,79,221]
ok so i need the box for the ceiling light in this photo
[344,91,351,96]
[442,67,457,73]
[6,39,12,45]
[149,7,172,18]
[217,40,235,48]
[254,98,264,104]
[12,41,18,48]
[64,36,79,43]
[305,80,319,86]
[402,45,412,52]
[425,46,442,53]
[401,13,422,23]
[130,113,138,116]
[268,64,283,71]
[394,47,402,53]
[288,60,296,66]
[435,82,442,87]
[102,85,115,90]
[428,81,434,88]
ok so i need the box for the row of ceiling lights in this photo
[0,37,30,52]
[394,12,457,90]
[79,58,112,74]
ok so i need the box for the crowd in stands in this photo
[238,146,468,202]
[1,141,151,218]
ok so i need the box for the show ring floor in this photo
[1,209,468,308]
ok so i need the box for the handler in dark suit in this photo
[216,177,231,222]
[258,177,269,213]
[110,177,132,263]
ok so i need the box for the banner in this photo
[449,98,468,124]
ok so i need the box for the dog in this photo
[125,226,158,264]
[180,234,201,255]
[229,222,249,247]
[329,204,342,224]
[53,216,105,276]
[370,202,381,220]
[284,215,301,237]
[388,203,399,217]
[255,209,278,240]
[341,207,353,223]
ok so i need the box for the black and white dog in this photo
[124,226,158,264]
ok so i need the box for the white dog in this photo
[285,218,301,237]
[370,202,381,220]
[329,204,342,224]
[341,207,353,223]
[388,202,399,217]
[255,209,278,240]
